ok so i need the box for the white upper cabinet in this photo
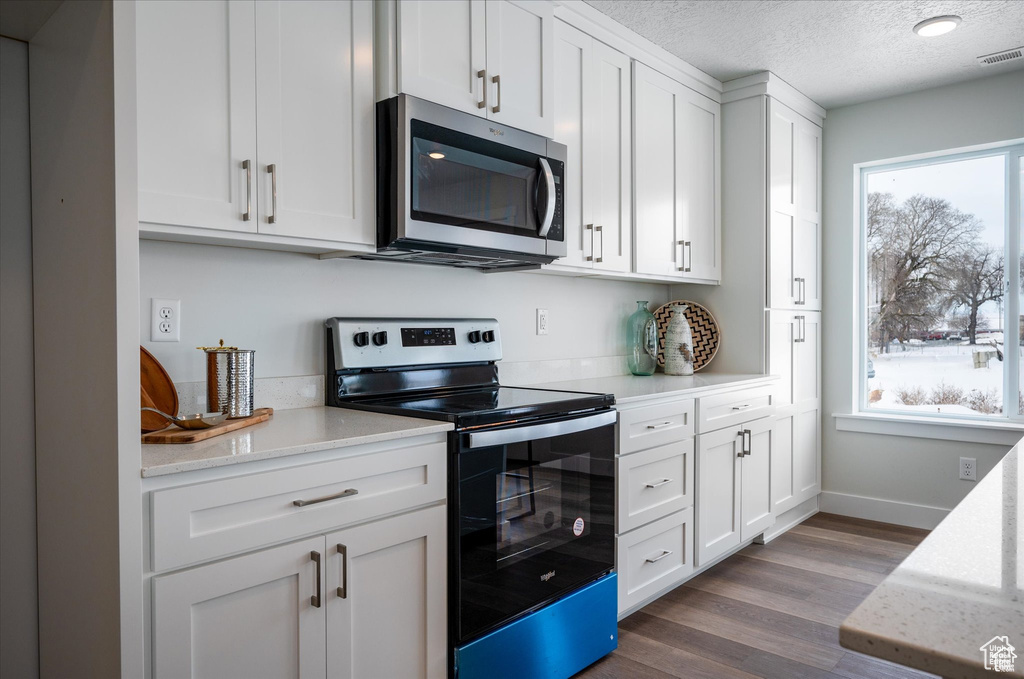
[255,0,374,244]
[397,0,487,116]
[137,0,257,233]
[633,62,720,282]
[767,98,821,310]
[137,0,374,247]
[552,21,631,272]
[397,0,553,137]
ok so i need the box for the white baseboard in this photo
[819,491,949,530]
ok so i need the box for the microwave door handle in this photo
[467,410,616,449]
[536,157,556,238]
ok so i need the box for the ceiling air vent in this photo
[977,47,1023,66]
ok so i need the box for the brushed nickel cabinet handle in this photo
[685,241,692,273]
[267,163,278,224]
[646,421,674,430]
[477,70,486,109]
[645,478,673,489]
[293,488,358,507]
[731,404,751,411]
[645,549,673,563]
[585,224,594,261]
[492,74,501,113]
[242,159,252,221]
[676,240,685,271]
[310,551,322,608]
[595,225,603,263]
[336,543,348,599]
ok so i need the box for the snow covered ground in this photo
[867,342,1010,415]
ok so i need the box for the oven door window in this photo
[456,419,614,644]
[410,119,545,238]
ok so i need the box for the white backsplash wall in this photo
[140,240,669,384]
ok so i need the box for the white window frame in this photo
[836,139,1024,445]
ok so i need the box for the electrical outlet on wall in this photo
[959,457,976,481]
[536,308,549,336]
[151,298,180,342]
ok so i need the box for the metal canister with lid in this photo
[198,340,255,418]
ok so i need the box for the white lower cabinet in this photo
[616,507,694,613]
[153,505,445,679]
[695,406,774,567]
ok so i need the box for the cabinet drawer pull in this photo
[310,550,322,608]
[491,74,501,113]
[645,549,673,564]
[242,159,252,221]
[292,488,358,507]
[595,225,603,263]
[476,69,486,109]
[336,543,348,599]
[731,404,751,411]
[267,163,278,224]
[585,224,594,261]
[645,478,673,489]
[646,421,675,430]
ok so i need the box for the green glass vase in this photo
[626,301,657,376]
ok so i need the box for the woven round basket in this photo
[653,300,721,371]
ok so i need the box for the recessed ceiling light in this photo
[913,15,962,37]
[428,152,445,160]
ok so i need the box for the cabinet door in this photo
[137,0,257,233]
[767,310,797,407]
[768,98,821,310]
[326,505,446,679]
[397,0,487,117]
[485,0,554,137]
[255,0,374,245]
[633,62,684,279]
[740,417,773,541]
[696,427,742,566]
[590,41,633,273]
[677,88,720,282]
[771,411,796,514]
[552,20,594,268]
[153,536,327,679]
[793,312,821,406]
[794,117,822,309]
[792,404,821,504]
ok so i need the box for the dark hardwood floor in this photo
[576,513,935,679]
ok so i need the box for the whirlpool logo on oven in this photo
[489,127,504,137]
[540,571,556,582]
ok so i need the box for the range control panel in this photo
[327,317,501,369]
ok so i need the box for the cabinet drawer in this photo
[616,507,694,615]
[617,440,693,534]
[151,439,446,572]
[697,386,775,433]
[618,399,694,455]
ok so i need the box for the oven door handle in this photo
[535,157,556,238]
[467,410,616,449]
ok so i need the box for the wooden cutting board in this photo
[141,346,179,432]
[141,408,274,444]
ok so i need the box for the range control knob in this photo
[372,330,388,347]
[482,330,496,343]
[467,330,482,344]
[353,331,370,347]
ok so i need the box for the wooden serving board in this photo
[142,408,274,444]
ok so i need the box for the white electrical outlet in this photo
[536,308,549,336]
[151,298,180,342]
[959,457,976,481]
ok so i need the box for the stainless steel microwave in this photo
[367,94,566,271]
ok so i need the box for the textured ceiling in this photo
[584,0,1024,109]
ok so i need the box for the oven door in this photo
[452,410,616,645]
[393,95,565,258]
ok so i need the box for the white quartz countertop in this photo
[525,372,777,404]
[840,440,1024,679]
[141,407,453,478]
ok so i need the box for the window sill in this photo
[832,411,1024,446]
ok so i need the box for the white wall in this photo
[822,70,1024,517]
[140,240,670,383]
[0,35,39,679]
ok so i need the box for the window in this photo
[860,141,1024,422]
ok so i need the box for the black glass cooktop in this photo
[342,386,614,428]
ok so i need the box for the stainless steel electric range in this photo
[325,317,618,679]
